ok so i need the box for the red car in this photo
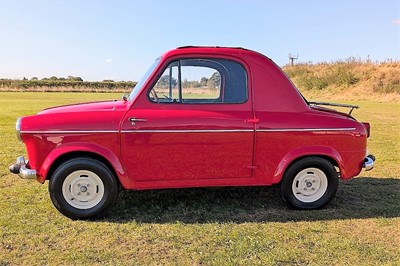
[9,47,375,219]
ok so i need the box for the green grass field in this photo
[0,92,399,265]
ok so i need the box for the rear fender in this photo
[272,146,344,183]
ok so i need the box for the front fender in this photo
[272,145,344,184]
[37,142,128,185]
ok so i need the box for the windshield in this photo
[129,57,161,101]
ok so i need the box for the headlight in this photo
[16,117,22,142]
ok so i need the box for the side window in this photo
[150,58,247,104]
[181,65,221,102]
[151,62,179,103]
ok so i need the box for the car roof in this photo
[177,45,249,50]
[161,46,270,60]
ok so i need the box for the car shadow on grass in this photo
[103,177,400,224]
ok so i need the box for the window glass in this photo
[181,65,221,102]
[150,58,247,104]
[151,62,179,102]
[129,57,161,101]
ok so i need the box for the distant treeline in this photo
[2,59,399,94]
[0,76,137,92]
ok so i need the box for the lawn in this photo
[0,92,399,265]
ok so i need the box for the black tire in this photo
[49,157,118,220]
[281,157,338,209]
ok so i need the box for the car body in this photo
[9,46,375,219]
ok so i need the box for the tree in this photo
[207,72,221,89]
[31,77,38,81]
[67,76,83,82]
[200,77,208,87]
[157,75,177,88]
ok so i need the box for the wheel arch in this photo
[46,151,118,184]
[272,146,343,184]
[38,143,128,187]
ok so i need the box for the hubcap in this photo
[292,168,328,203]
[62,170,104,209]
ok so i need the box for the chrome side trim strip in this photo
[20,128,355,134]
[121,129,254,133]
[257,128,356,132]
[20,130,119,134]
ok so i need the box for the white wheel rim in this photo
[62,170,105,209]
[292,168,328,203]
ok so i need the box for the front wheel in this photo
[49,158,118,220]
[281,157,338,209]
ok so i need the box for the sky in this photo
[0,0,399,81]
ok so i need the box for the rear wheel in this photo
[49,157,118,220]
[281,157,338,209]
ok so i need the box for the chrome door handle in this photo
[129,117,147,125]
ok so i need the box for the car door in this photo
[120,58,254,182]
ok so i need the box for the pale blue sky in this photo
[0,0,399,81]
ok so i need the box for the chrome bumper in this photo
[363,154,375,171]
[9,156,37,179]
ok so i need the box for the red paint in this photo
[18,47,370,190]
